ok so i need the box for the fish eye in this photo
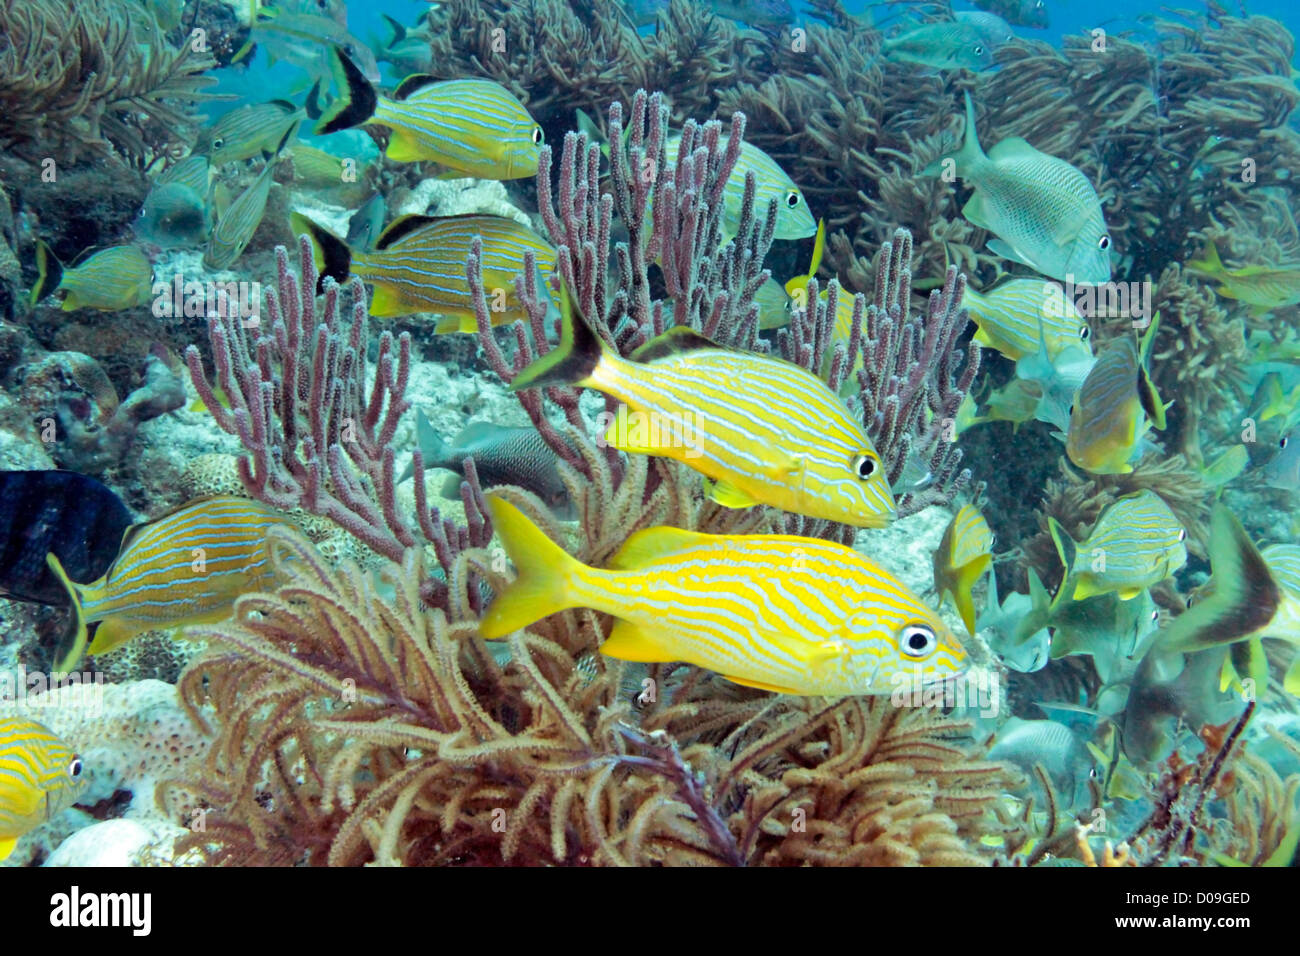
[852,454,877,480]
[213,137,224,149]
[900,625,936,658]
[531,126,544,145]
[785,189,800,207]
[1280,436,1289,450]
[68,757,83,778]
[1068,404,1075,416]
[1150,609,1160,622]
[1098,235,1111,250]
[974,45,984,54]
[1177,528,1187,542]
[1078,326,1090,339]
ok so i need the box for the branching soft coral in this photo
[0,0,217,164]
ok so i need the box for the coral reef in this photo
[0,0,217,165]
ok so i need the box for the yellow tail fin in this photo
[479,496,586,639]
[46,554,88,674]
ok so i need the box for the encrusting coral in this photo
[172,91,1005,866]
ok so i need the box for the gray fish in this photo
[134,183,211,249]
[954,11,1016,49]
[399,414,573,516]
[973,0,1048,29]
[1262,433,1300,490]
[987,718,1095,806]
[346,193,386,251]
[883,21,996,72]
[978,569,1051,673]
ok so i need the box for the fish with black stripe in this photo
[293,210,556,331]
[45,495,293,672]
[512,282,897,527]
[480,496,966,695]
[315,45,543,180]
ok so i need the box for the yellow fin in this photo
[1285,655,1300,696]
[1070,577,1103,602]
[704,477,759,509]
[479,495,584,639]
[600,619,670,662]
[609,526,711,571]
[602,404,662,454]
[368,284,412,318]
[726,674,802,694]
[1116,587,1143,601]
[385,129,426,163]
[46,554,88,674]
[0,836,17,862]
[86,617,146,658]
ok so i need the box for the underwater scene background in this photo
[0,0,1299,868]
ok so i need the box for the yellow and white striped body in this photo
[373,79,542,179]
[589,532,963,694]
[54,246,154,312]
[1065,490,1186,601]
[0,718,85,861]
[591,343,897,527]
[963,279,1092,362]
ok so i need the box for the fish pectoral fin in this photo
[704,477,759,509]
[385,129,426,163]
[725,674,802,695]
[368,285,413,319]
[985,237,1036,271]
[600,619,671,663]
[0,836,18,862]
[603,405,663,455]
[85,618,144,658]
[1116,587,1144,601]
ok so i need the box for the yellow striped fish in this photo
[31,243,153,312]
[1049,489,1186,603]
[664,136,814,242]
[204,129,293,270]
[293,211,556,332]
[0,718,86,862]
[46,495,292,671]
[784,219,863,385]
[1065,315,1167,475]
[513,284,897,527]
[932,503,994,635]
[480,496,966,695]
[315,46,542,179]
[197,100,302,167]
[1186,241,1300,317]
[962,279,1092,361]
[157,154,213,194]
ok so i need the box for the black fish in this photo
[399,414,572,516]
[0,471,134,606]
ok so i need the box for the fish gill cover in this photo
[0,0,1296,869]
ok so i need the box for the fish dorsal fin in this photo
[629,325,722,363]
[393,74,441,101]
[986,137,1043,163]
[608,525,712,570]
[374,214,440,250]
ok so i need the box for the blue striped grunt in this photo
[0,718,86,862]
[925,91,1112,283]
[203,129,293,270]
[316,46,542,179]
[932,503,994,635]
[480,496,966,695]
[512,283,897,527]
[1049,489,1187,603]
[293,211,556,331]
[196,100,302,168]
[1065,316,1167,475]
[962,279,1092,361]
[1185,241,1300,317]
[31,243,153,312]
[45,495,293,672]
